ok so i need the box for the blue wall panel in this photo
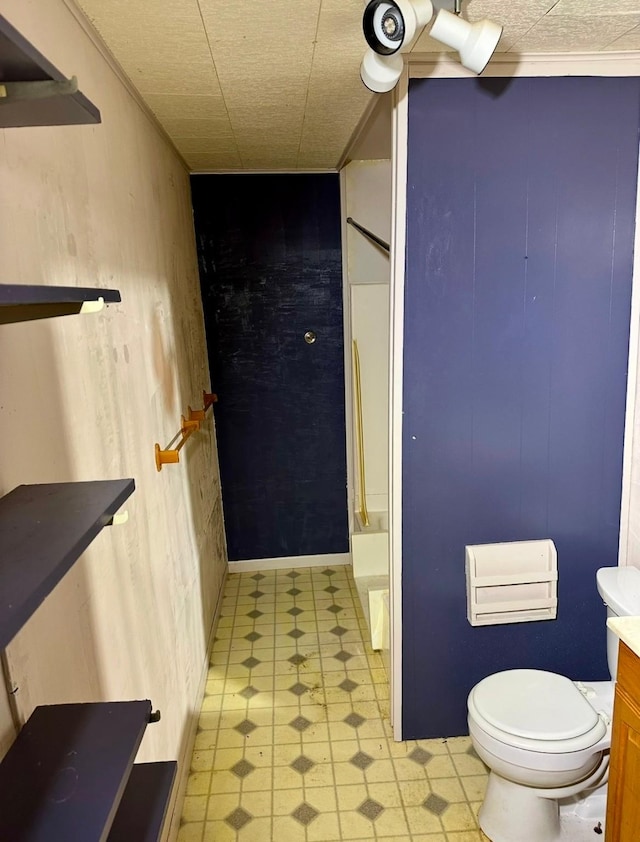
[192,174,348,561]
[403,77,640,738]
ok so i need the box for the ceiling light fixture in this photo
[360,0,503,93]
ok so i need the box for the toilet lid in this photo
[470,669,601,741]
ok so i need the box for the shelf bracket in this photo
[79,297,105,315]
[107,510,129,527]
[0,75,78,102]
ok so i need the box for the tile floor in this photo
[178,565,490,841]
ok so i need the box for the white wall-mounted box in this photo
[465,539,558,627]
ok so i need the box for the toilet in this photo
[467,565,640,842]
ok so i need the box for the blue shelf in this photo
[0,701,152,841]
[0,14,100,128]
[0,284,120,324]
[0,480,135,649]
[107,762,177,842]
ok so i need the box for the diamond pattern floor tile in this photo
[291,801,320,825]
[230,759,255,778]
[225,806,253,830]
[424,793,449,816]
[358,797,385,821]
[238,685,259,700]
[344,712,366,729]
[289,715,312,732]
[178,564,488,840]
[350,750,375,770]
[290,754,315,774]
[409,746,433,766]
[241,656,261,669]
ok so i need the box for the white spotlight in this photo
[360,0,434,93]
[362,0,434,54]
[359,1,503,93]
[360,49,405,94]
[429,8,502,74]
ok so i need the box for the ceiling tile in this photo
[549,0,640,15]
[297,150,341,169]
[161,117,235,137]
[79,0,218,90]
[195,0,323,168]
[198,0,321,42]
[605,23,640,49]
[297,0,373,167]
[76,0,640,171]
[460,1,553,25]
[174,136,238,154]
[143,94,229,121]
[184,151,242,169]
[127,57,219,97]
[511,14,640,51]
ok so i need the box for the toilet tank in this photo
[596,566,640,679]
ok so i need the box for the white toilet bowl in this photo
[467,669,613,842]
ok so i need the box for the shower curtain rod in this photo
[346,217,390,253]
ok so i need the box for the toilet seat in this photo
[468,669,608,754]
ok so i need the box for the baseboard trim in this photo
[164,566,228,842]
[228,553,351,573]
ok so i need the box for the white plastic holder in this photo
[79,297,105,315]
[107,509,129,527]
[465,538,558,627]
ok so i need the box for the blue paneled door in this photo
[402,77,640,738]
[191,174,348,562]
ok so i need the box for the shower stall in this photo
[341,158,392,677]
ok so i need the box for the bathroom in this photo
[183,70,640,841]
[4,2,640,841]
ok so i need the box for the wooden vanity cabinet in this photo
[606,641,640,841]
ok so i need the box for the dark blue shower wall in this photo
[402,76,640,739]
[192,174,348,561]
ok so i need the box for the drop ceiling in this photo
[75,0,640,171]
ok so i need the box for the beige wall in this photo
[0,0,227,790]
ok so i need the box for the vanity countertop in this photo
[608,616,640,659]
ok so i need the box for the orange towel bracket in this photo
[155,443,180,472]
[154,389,218,472]
[188,406,206,425]
[181,415,200,435]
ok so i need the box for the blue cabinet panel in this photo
[403,77,640,737]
